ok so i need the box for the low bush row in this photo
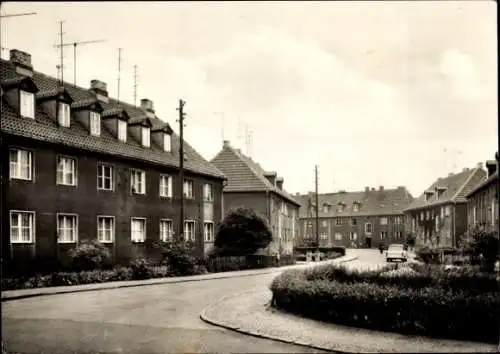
[301,262,498,294]
[270,269,499,343]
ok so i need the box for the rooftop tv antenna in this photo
[58,20,65,86]
[54,39,107,85]
[133,64,138,106]
[117,48,123,102]
[214,112,225,142]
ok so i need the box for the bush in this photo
[415,247,441,264]
[129,258,154,280]
[270,269,499,343]
[67,239,112,271]
[159,242,203,276]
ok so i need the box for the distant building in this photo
[403,164,487,249]
[466,155,498,234]
[210,140,301,256]
[296,186,413,249]
[1,49,226,273]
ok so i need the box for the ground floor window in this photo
[131,218,146,243]
[97,216,114,243]
[204,222,214,242]
[160,219,173,242]
[184,221,195,241]
[57,214,78,243]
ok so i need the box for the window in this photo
[282,203,289,216]
[426,211,430,220]
[160,219,173,242]
[203,183,213,202]
[142,127,150,148]
[441,206,444,218]
[97,164,113,191]
[323,205,329,213]
[395,231,403,239]
[204,222,214,241]
[444,205,451,217]
[412,218,416,232]
[472,206,477,225]
[320,232,328,240]
[159,175,173,198]
[380,217,388,225]
[131,169,146,194]
[164,133,171,152]
[337,204,344,213]
[435,216,439,231]
[492,200,496,225]
[57,156,77,186]
[365,223,372,234]
[20,90,35,118]
[57,214,77,243]
[90,111,101,136]
[393,216,402,225]
[380,231,388,239]
[9,148,32,180]
[58,102,71,127]
[10,211,34,243]
[420,211,424,220]
[97,216,114,243]
[184,179,194,198]
[184,220,195,241]
[351,218,357,226]
[335,218,342,226]
[353,203,359,212]
[118,120,127,142]
[350,232,358,240]
[131,218,146,242]
[334,232,342,241]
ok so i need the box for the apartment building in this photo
[210,140,301,255]
[1,49,226,273]
[296,186,413,249]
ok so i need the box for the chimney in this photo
[379,186,384,192]
[276,177,284,190]
[140,98,155,118]
[10,49,33,77]
[476,162,483,169]
[264,171,277,186]
[462,167,469,172]
[486,160,497,177]
[223,140,230,148]
[365,186,369,192]
[371,188,375,191]
[89,80,109,103]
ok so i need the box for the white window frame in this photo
[395,231,403,239]
[380,231,388,239]
[131,169,146,194]
[204,221,214,242]
[90,111,101,136]
[142,126,151,148]
[365,222,372,234]
[160,219,173,242]
[334,232,342,241]
[203,183,213,202]
[353,203,359,212]
[184,220,196,242]
[131,217,147,243]
[97,163,114,191]
[97,216,114,243]
[349,232,357,241]
[337,205,344,213]
[323,205,329,213]
[380,217,388,225]
[9,148,33,181]
[57,213,78,243]
[322,220,328,227]
[56,156,77,186]
[394,216,402,225]
[118,120,127,142]
[20,90,35,119]
[164,133,171,152]
[472,206,477,225]
[10,210,35,243]
[159,174,173,198]
[58,102,71,127]
[184,179,194,199]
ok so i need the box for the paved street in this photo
[2,249,386,354]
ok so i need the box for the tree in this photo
[214,207,273,256]
[469,229,499,272]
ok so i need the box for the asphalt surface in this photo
[2,249,386,354]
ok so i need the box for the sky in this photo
[1,1,497,197]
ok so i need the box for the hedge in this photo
[270,265,499,343]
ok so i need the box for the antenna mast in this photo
[117,48,123,102]
[245,125,250,156]
[58,20,65,86]
[133,64,138,106]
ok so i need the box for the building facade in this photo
[403,165,487,249]
[296,186,413,249]
[466,156,498,234]
[1,49,226,273]
[210,140,301,255]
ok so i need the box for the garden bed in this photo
[269,263,499,344]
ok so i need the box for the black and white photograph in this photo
[1,1,498,353]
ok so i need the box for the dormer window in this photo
[20,90,35,119]
[118,120,127,142]
[164,133,172,152]
[58,102,71,127]
[90,111,101,136]
[424,191,434,202]
[142,126,151,148]
[435,186,446,198]
[337,203,345,213]
[323,204,329,213]
[353,202,360,212]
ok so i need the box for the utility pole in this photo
[315,165,320,261]
[117,48,123,102]
[177,99,187,242]
[133,64,138,106]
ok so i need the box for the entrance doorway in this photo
[365,237,372,248]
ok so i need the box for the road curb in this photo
[1,255,358,302]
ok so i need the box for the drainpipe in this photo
[266,189,271,256]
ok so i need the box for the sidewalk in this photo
[1,254,357,302]
[200,289,498,353]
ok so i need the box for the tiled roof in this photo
[1,58,225,180]
[296,187,414,218]
[210,142,301,206]
[466,172,498,198]
[404,167,487,211]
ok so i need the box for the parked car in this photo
[386,244,408,263]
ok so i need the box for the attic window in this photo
[90,111,101,137]
[322,204,329,213]
[353,202,360,212]
[142,127,151,148]
[20,90,35,119]
[164,132,171,152]
[337,203,345,213]
[424,191,434,202]
[118,120,127,142]
[58,102,71,127]
[435,186,446,198]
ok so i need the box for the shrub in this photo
[67,239,112,271]
[129,258,154,280]
[159,242,202,276]
[270,270,499,343]
[415,247,441,264]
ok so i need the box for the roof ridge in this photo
[229,146,271,189]
[450,167,481,202]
